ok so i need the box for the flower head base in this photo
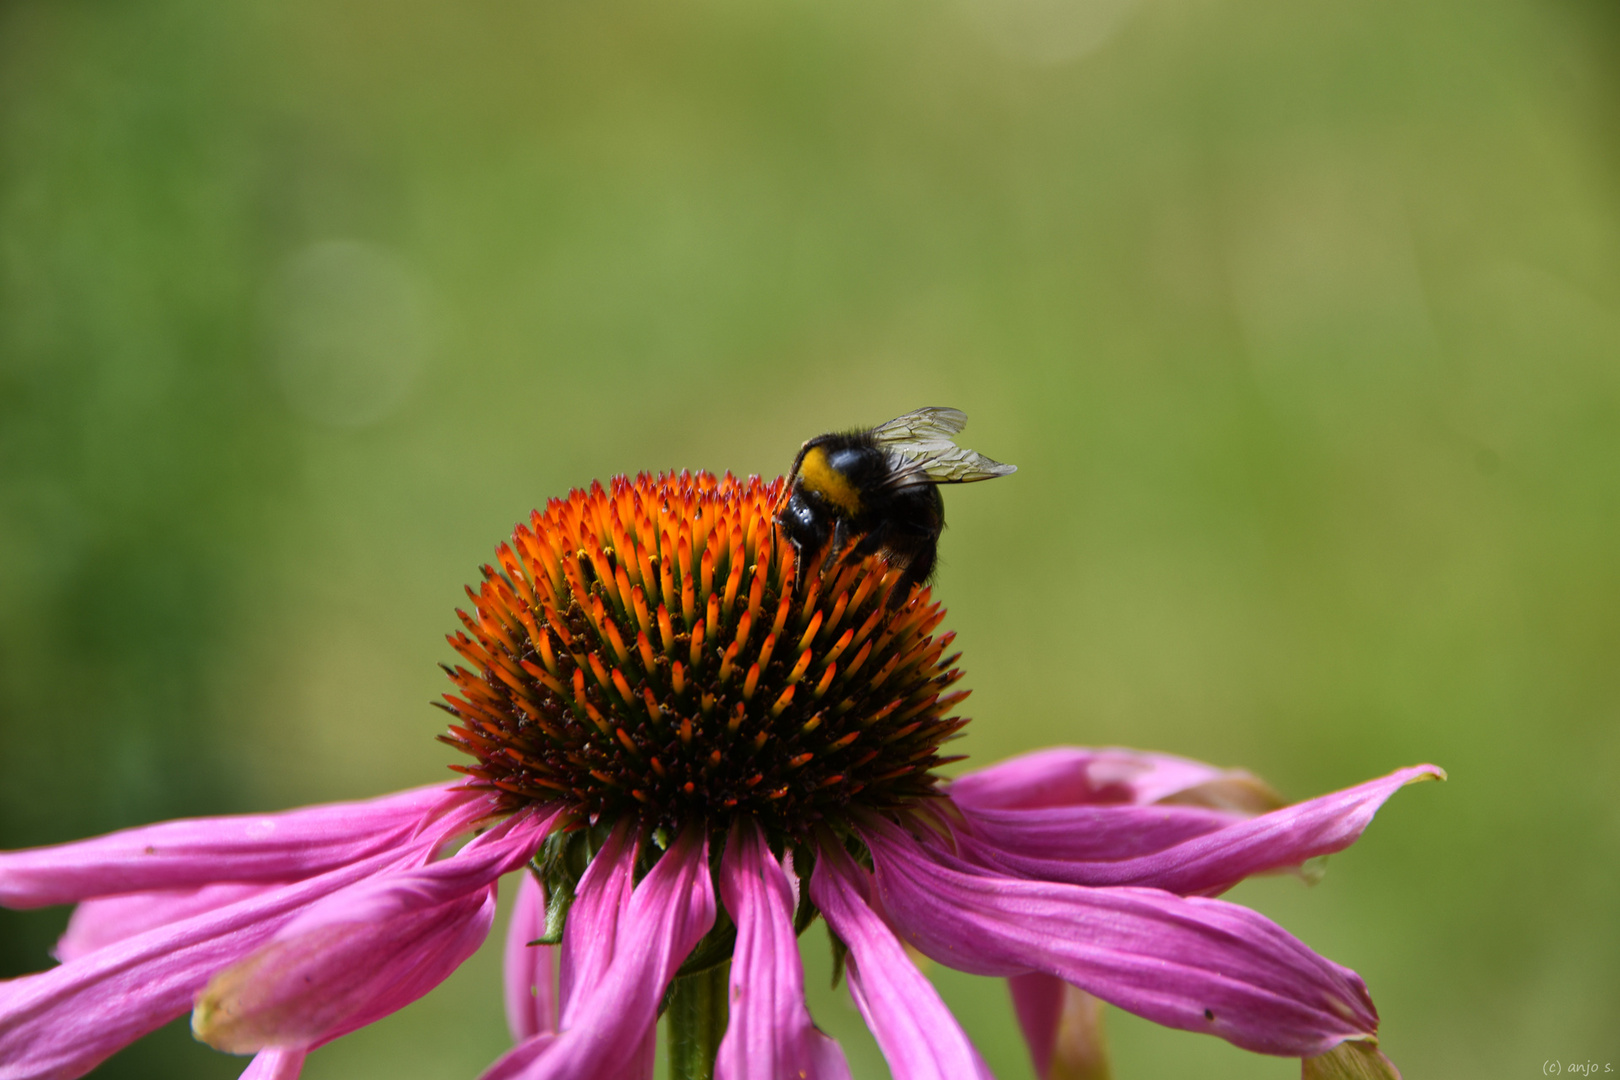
[439,471,967,840]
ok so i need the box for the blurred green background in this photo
[3,0,1617,1076]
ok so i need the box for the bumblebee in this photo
[777,406,1015,602]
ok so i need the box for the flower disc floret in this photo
[438,471,970,839]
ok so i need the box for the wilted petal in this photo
[56,882,279,962]
[505,869,558,1042]
[863,821,1379,1058]
[479,826,716,1080]
[0,846,408,1080]
[194,887,496,1053]
[1008,972,1111,1080]
[716,820,851,1080]
[809,842,994,1080]
[0,784,480,908]
[1302,1040,1402,1079]
[961,766,1444,896]
[947,748,1279,813]
[239,1047,307,1080]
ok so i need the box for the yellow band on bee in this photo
[799,446,863,515]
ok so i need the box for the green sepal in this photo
[536,868,573,946]
[791,841,820,936]
[673,908,737,979]
[531,825,606,946]
[828,927,849,989]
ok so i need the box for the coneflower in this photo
[0,471,1439,1080]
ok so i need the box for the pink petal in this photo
[951,801,1241,862]
[193,887,497,1053]
[484,1035,558,1080]
[557,821,638,1022]
[862,821,1379,1058]
[1007,972,1110,1080]
[958,765,1443,896]
[505,870,559,1042]
[947,748,1277,812]
[628,1030,658,1080]
[1007,972,1063,1079]
[56,882,280,962]
[273,804,560,939]
[239,1047,307,1080]
[809,842,994,1080]
[318,891,496,1043]
[483,1032,658,1080]
[0,791,501,1078]
[716,820,851,1080]
[0,784,482,909]
[188,805,561,1053]
[0,845,411,1080]
[479,826,717,1080]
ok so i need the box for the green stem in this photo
[666,960,730,1080]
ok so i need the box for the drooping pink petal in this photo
[479,825,716,1080]
[313,892,498,1045]
[480,1031,657,1080]
[193,887,497,1053]
[716,820,851,1080]
[557,821,637,1022]
[957,765,1443,896]
[188,805,561,1054]
[505,869,559,1042]
[0,792,515,1080]
[273,804,560,939]
[946,748,1278,812]
[0,784,481,908]
[809,842,994,1080]
[56,882,280,962]
[0,845,412,1080]
[627,1030,658,1080]
[239,1047,307,1080]
[1007,972,1110,1080]
[861,821,1379,1058]
[951,801,1242,862]
[483,1035,558,1080]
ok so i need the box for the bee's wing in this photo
[868,407,970,445]
[870,407,1016,489]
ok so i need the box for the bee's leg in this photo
[784,535,805,589]
[871,526,936,608]
[826,515,854,568]
[882,487,944,607]
[850,523,886,558]
[846,523,912,607]
[891,543,936,607]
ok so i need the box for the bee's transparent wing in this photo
[870,407,1017,488]
[868,407,970,445]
